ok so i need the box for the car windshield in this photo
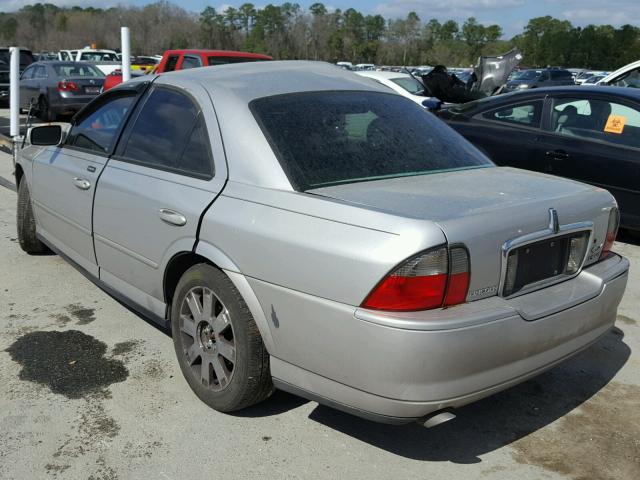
[53,64,104,77]
[251,91,492,191]
[390,77,425,95]
[585,75,604,84]
[79,52,118,61]
[517,70,540,80]
[0,50,35,69]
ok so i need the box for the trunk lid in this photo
[309,166,616,301]
[62,77,104,95]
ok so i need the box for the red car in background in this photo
[103,49,273,91]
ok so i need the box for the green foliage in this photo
[3,2,640,69]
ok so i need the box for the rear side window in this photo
[551,97,640,149]
[181,55,202,70]
[120,87,213,178]
[21,66,35,80]
[207,56,269,66]
[251,91,491,191]
[67,94,136,154]
[34,66,47,79]
[551,70,572,80]
[164,55,179,72]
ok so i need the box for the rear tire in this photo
[16,180,49,254]
[171,263,273,412]
[37,96,55,122]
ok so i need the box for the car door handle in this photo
[545,150,570,160]
[158,208,187,227]
[72,177,91,190]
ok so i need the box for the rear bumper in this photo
[263,254,629,424]
[51,95,97,114]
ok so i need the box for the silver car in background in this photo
[19,61,105,121]
[15,61,629,425]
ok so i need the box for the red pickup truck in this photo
[103,49,273,91]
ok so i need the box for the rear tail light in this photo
[600,207,620,260]
[362,246,470,312]
[444,247,471,306]
[57,81,78,92]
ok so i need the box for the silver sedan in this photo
[19,61,105,121]
[15,61,629,425]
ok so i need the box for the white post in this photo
[9,47,20,138]
[121,27,131,82]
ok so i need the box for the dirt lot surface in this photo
[1,110,639,479]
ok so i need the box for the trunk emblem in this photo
[549,208,560,234]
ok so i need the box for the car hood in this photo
[474,48,523,95]
[506,79,531,86]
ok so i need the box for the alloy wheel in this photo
[179,286,236,391]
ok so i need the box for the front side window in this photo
[164,55,179,72]
[67,94,136,154]
[120,87,213,178]
[481,101,543,127]
[551,97,640,149]
[251,91,491,191]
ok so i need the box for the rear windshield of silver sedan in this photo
[251,91,492,190]
[53,64,104,78]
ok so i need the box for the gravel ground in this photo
[0,116,639,479]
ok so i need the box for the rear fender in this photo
[195,241,275,354]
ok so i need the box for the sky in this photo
[2,0,640,38]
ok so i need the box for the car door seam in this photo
[193,80,231,252]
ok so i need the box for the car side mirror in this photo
[422,98,442,112]
[28,124,70,146]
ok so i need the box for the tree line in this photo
[1,2,639,69]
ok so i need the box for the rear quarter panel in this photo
[198,181,447,306]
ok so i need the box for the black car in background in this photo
[0,48,36,105]
[502,68,575,92]
[437,86,640,231]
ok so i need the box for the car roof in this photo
[454,85,640,114]
[517,85,640,99]
[164,60,388,102]
[356,71,412,80]
[163,49,272,59]
[31,61,97,67]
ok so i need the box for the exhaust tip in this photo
[418,409,456,428]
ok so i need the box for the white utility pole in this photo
[9,46,20,164]
[9,47,19,137]
[121,27,131,82]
